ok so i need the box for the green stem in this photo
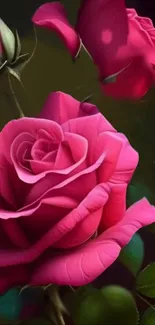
[8,73,24,118]
[137,293,155,311]
[46,285,67,325]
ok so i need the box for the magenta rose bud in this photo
[0,91,155,292]
[32,1,155,99]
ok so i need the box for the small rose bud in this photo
[0,18,15,63]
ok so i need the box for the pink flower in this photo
[32,1,155,99]
[0,91,155,292]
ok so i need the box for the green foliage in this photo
[127,182,153,207]
[136,263,155,298]
[68,284,138,325]
[100,285,138,325]
[0,288,22,323]
[140,307,155,325]
[71,285,104,325]
[119,233,144,276]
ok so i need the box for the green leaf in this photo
[0,288,22,321]
[100,286,139,325]
[12,29,22,63]
[0,60,7,71]
[136,263,155,298]
[71,286,104,325]
[8,53,30,82]
[140,307,155,325]
[127,183,153,207]
[119,233,144,276]
[0,19,15,62]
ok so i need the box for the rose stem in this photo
[137,293,155,310]
[8,73,24,118]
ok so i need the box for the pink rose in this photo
[0,91,155,293]
[32,1,155,99]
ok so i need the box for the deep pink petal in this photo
[76,0,155,99]
[76,0,128,76]
[0,166,97,220]
[99,134,138,229]
[20,196,78,241]
[1,219,30,248]
[32,2,81,58]
[30,199,155,286]
[30,133,88,175]
[0,184,110,266]
[62,113,115,163]
[54,208,104,248]
[39,91,98,123]
[0,156,17,208]
[53,132,88,170]
[96,132,128,182]
[102,55,154,99]
[25,151,105,206]
[1,117,63,162]
[0,265,29,294]
[111,133,139,183]
[100,182,127,230]
[0,39,4,57]
[6,118,63,184]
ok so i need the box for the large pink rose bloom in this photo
[0,91,155,292]
[32,1,155,99]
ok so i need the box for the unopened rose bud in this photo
[0,39,4,65]
[0,18,15,63]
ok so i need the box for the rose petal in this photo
[39,91,98,123]
[0,184,110,266]
[0,265,29,294]
[99,182,127,230]
[30,199,155,286]
[20,196,78,240]
[77,0,128,76]
[1,219,30,249]
[0,156,17,208]
[25,148,104,205]
[96,132,130,182]
[32,2,81,58]
[101,56,154,99]
[77,0,155,99]
[1,117,63,160]
[62,113,115,163]
[8,119,63,184]
[54,207,104,249]
[111,133,138,183]
[99,134,138,229]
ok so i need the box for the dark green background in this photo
[0,0,155,198]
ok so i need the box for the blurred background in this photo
[0,0,155,288]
